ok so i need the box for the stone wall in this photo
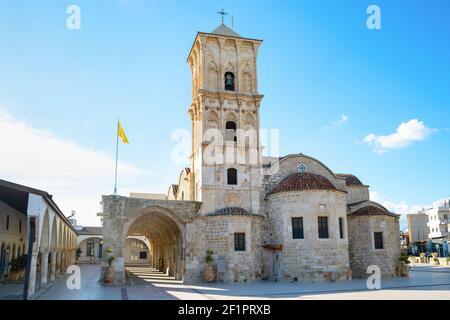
[345,186,370,205]
[185,214,264,283]
[347,214,400,278]
[265,190,351,281]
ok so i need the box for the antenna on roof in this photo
[232,12,234,29]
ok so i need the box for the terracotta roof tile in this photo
[335,174,364,186]
[268,173,337,195]
[206,207,262,217]
[348,205,398,217]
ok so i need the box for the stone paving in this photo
[32,263,450,300]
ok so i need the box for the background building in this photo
[0,179,77,298]
[427,201,449,239]
[407,211,429,243]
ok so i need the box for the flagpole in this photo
[114,117,119,195]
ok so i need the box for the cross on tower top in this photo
[217,8,228,24]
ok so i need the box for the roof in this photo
[210,23,242,38]
[268,173,338,195]
[348,205,398,218]
[206,206,263,217]
[335,174,364,186]
[0,179,78,235]
[77,226,102,236]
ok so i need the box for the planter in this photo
[203,264,215,282]
[399,264,409,277]
[8,270,19,281]
[104,266,115,284]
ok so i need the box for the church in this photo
[101,23,401,284]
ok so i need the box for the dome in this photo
[268,173,337,195]
[206,207,260,217]
[335,174,363,186]
[348,205,398,217]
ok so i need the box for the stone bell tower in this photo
[187,23,264,215]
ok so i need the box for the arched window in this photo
[227,168,238,185]
[225,121,237,142]
[224,72,235,91]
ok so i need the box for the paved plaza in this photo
[22,263,450,300]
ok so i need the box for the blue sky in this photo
[0,0,449,227]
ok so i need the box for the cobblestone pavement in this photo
[34,263,450,300]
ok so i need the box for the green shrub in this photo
[205,250,214,264]
[107,256,115,267]
[399,253,410,264]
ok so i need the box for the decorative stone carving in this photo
[224,191,242,207]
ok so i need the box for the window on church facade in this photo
[227,168,237,185]
[224,72,235,91]
[234,233,245,251]
[292,217,304,239]
[318,217,329,239]
[339,217,344,239]
[374,232,383,249]
[225,121,237,142]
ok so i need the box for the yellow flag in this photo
[118,121,129,144]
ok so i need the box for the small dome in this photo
[335,174,363,186]
[349,205,398,217]
[268,173,337,195]
[207,207,252,216]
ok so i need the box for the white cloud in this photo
[0,109,145,226]
[322,114,349,130]
[370,191,448,231]
[363,119,435,154]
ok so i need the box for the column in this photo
[40,251,49,286]
[50,251,57,281]
[27,253,39,298]
[61,252,66,273]
[56,252,62,275]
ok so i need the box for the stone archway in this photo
[101,195,201,285]
[124,208,183,278]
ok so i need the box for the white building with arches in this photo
[0,179,78,298]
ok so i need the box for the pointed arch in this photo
[207,61,219,90]
[50,218,58,251]
[40,209,50,253]
[242,112,255,130]
[241,64,253,93]
[206,109,219,129]
[224,63,236,91]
